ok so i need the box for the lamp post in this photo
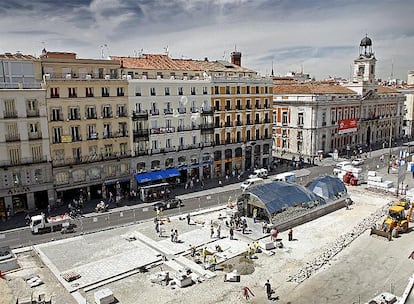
[387,116,393,174]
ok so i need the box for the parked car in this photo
[351,158,365,166]
[153,198,183,211]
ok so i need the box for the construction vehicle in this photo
[30,213,74,234]
[370,202,413,241]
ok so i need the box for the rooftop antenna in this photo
[391,59,394,79]
[223,51,227,60]
[100,44,108,59]
[133,50,137,57]
[138,48,143,58]
[163,45,169,56]
[301,63,304,74]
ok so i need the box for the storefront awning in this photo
[135,172,154,183]
[135,168,180,184]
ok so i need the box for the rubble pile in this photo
[287,203,391,284]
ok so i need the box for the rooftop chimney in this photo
[231,51,241,66]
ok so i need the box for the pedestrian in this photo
[174,229,179,242]
[6,206,11,220]
[25,213,30,225]
[262,222,268,234]
[170,229,174,242]
[242,286,255,300]
[201,180,204,190]
[202,246,207,263]
[155,221,159,234]
[190,244,196,257]
[271,227,278,242]
[229,226,234,240]
[265,280,272,300]
[186,213,191,225]
[210,225,214,238]
[47,204,51,216]
[252,208,258,223]
[216,224,221,238]
[288,228,293,241]
[218,180,222,187]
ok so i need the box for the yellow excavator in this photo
[370,201,413,241]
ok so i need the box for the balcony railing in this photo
[0,155,48,168]
[5,134,20,142]
[132,110,148,119]
[178,108,186,114]
[133,130,149,139]
[86,113,98,119]
[150,109,159,116]
[27,109,40,117]
[200,108,213,115]
[164,108,174,115]
[4,110,17,118]
[28,132,42,140]
[51,113,64,121]
[51,151,132,168]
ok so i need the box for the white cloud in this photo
[0,0,412,80]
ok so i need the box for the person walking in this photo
[265,280,272,300]
[210,225,214,238]
[252,208,258,223]
[288,228,293,241]
[190,244,196,257]
[170,229,175,242]
[216,224,221,239]
[242,286,255,300]
[186,213,191,225]
[229,226,234,240]
[173,229,179,242]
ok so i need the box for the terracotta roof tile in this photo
[377,86,400,93]
[110,54,256,73]
[273,82,355,94]
[0,53,36,60]
[111,54,202,71]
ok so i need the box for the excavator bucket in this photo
[370,228,392,241]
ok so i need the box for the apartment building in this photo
[41,50,131,202]
[0,53,52,217]
[112,52,273,188]
[197,56,273,176]
[273,36,405,160]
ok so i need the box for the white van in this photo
[273,172,296,183]
[240,177,264,191]
[333,161,352,176]
[249,168,268,179]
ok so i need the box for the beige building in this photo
[0,53,52,216]
[111,52,273,189]
[273,36,405,160]
[41,50,131,203]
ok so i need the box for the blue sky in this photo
[1,0,413,80]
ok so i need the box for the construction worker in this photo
[247,244,254,259]
[253,208,258,223]
[202,247,207,263]
[210,255,217,271]
[253,241,260,253]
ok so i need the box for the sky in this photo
[1,0,413,81]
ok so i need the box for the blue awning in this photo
[163,168,180,178]
[135,172,154,183]
[135,168,180,184]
